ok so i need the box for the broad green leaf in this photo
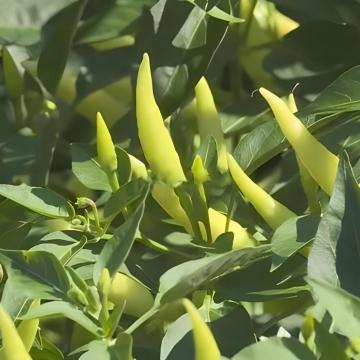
[335,155,360,296]
[215,256,309,302]
[308,278,360,339]
[2,46,25,99]
[71,334,133,359]
[38,0,86,92]
[93,195,147,282]
[271,215,320,271]
[0,221,32,250]
[207,6,244,23]
[30,116,59,187]
[103,179,147,219]
[0,250,71,300]
[0,184,69,218]
[141,0,229,115]
[0,1,73,46]
[75,0,155,44]
[172,6,207,50]
[71,143,112,192]
[313,319,349,360]
[157,245,271,304]
[30,336,64,360]
[232,337,316,359]
[308,154,360,296]
[0,279,31,320]
[21,301,102,336]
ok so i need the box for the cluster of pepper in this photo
[97,53,342,358]
[0,50,344,360]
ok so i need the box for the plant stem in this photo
[125,306,158,334]
[108,171,120,192]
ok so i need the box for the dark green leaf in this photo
[93,194,147,282]
[271,215,320,271]
[0,184,70,218]
[21,300,102,336]
[38,0,86,92]
[0,250,71,300]
[71,143,112,192]
[158,245,271,304]
[232,337,316,360]
[308,278,360,339]
[308,154,360,296]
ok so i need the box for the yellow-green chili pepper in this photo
[152,182,254,249]
[0,305,32,360]
[259,87,339,195]
[208,208,255,249]
[288,93,320,214]
[136,53,186,185]
[96,112,119,191]
[108,272,154,318]
[128,154,149,180]
[182,299,221,360]
[227,153,295,230]
[194,77,228,173]
[151,182,193,233]
[16,299,40,352]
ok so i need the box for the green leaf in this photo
[271,215,320,271]
[207,6,244,23]
[215,256,309,302]
[308,278,360,339]
[75,0,155,44]
[71,143,112,192]
[308,154,360,296]
[2,46,24,99]
[313,319,349,360]
[172,6,207,50]
[232,337,316,360]
[0,184,70,218]
[93,194,147,283]
[38,0,86,92]
[30,336,64,360]
[103,179,147,220]
[21,300,102,336]
[0,250,71,300]
[157,245,271,304]
[141,0,229,115]
[0,221,32,250]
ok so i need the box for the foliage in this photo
[0,0,359,359]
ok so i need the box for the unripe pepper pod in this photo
[108,273,154,318]
[288,93,320,215]
[128,154,149,180]
[136,53,186,185]
[96,112,118,173]
[208,208,256,249]
[0,305,32,360]
[195,77,228,173]
[227,153,295,230]
[16,299,40,352]
[259,87,339,195]
[151,182,193,233]
[96,112,120,192]
[182,299,221,360]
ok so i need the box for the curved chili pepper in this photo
[182,299,221,360]
[195,77,228,173]
[227,153,295,230]
[136,53,186,185]
[259,87,339,195]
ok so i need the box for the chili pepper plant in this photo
[0,1,359,359]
